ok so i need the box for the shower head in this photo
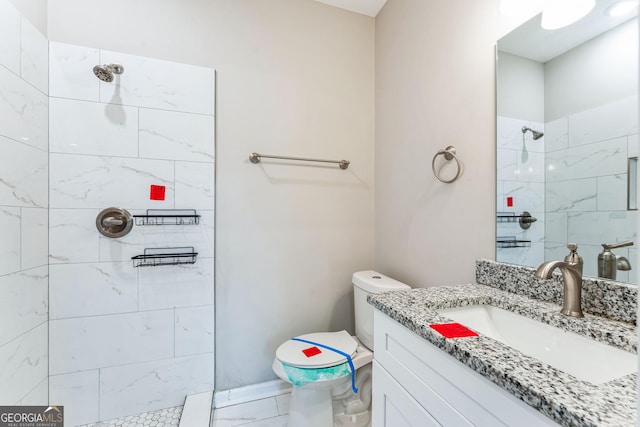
[92,64,124,82]
[522,126,544,140]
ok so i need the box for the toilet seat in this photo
[276,330,358,369]
[272,333,375,427]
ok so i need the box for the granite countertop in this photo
[368,283,638,427]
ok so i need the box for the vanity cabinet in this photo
[371,311,559,427]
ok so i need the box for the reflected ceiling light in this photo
[541,0,596,29]
[606,0,639,16]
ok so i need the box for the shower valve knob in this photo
[96,207,133,238]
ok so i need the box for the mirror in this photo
[629,157,638,210]
[496,0,639,284]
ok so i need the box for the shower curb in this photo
[214,379,292,409]
[179,391,213,427]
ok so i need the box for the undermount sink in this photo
[436,305,637,385]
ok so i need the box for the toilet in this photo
[272,271,410,427]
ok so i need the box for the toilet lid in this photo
[276,330,358,369]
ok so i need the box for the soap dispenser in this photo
[598,241,634,280]
[564,243,583,275]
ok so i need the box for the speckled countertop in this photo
[368,274,637,427]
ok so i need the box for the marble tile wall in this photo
[496,116,546,268]
[545,96,638,281]
[0,0,49,407]
[47,42,215,426]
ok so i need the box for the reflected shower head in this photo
[522,126,544,140]
[92,64,124,82]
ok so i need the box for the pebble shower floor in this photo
[78,406,183,427]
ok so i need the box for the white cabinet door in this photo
[372,361,441,427]
[373,311,560,427]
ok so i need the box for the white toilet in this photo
[272,271,410,427]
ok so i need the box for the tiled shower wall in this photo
[496,117,546,268]
[545,96,638,281]
[47,42,215,426]
[0,0,49,406]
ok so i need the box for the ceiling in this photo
[499,0,638,62]
[312,0,388,17]
[315,1,637,57]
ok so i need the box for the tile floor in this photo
[79,406,183,427]
[211,393,291,427]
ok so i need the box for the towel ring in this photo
[431,146,462,184]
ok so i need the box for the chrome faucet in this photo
[534,244,584,318]
[598,241,633,280]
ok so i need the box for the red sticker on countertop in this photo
[430,323,478,338]
[302,346,322,358]
[150,185,166,201]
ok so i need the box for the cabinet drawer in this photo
[372,361,440,427]
[374,311,559,427]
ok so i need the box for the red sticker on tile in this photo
[507,197,513,207]
[302,346,322,358]
[430,323,478,338]
[150,185,166,201]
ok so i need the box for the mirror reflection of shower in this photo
[519,126,543,162]
[92,63,124,82]
[521,126,544,140]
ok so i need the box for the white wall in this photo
[0,0,49,406]
[375,0,509,286]
[47,42,216,425]
[545,18,638,122]
[543,20,638,280]
[544,96,638,281]
[495,51,546,268]
[545,19,638,283]
[8,0,47,35]
[47,0,375,390]
[495,116,546,268]
[497,52,544,122]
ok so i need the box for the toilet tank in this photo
[353,270,410,350]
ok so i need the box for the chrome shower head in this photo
[522,126,544,140]
[92,64,124,82]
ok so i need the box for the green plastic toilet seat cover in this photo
[281,361,352,387]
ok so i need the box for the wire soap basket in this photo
[133,209,200,226]
[131,247,198,268]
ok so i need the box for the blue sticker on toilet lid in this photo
[276,330,357,369]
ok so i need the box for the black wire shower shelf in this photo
[133,209,200,226]
[496,237,531,249]
[132,247,198,267]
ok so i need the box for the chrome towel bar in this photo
[249,152,350,170]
